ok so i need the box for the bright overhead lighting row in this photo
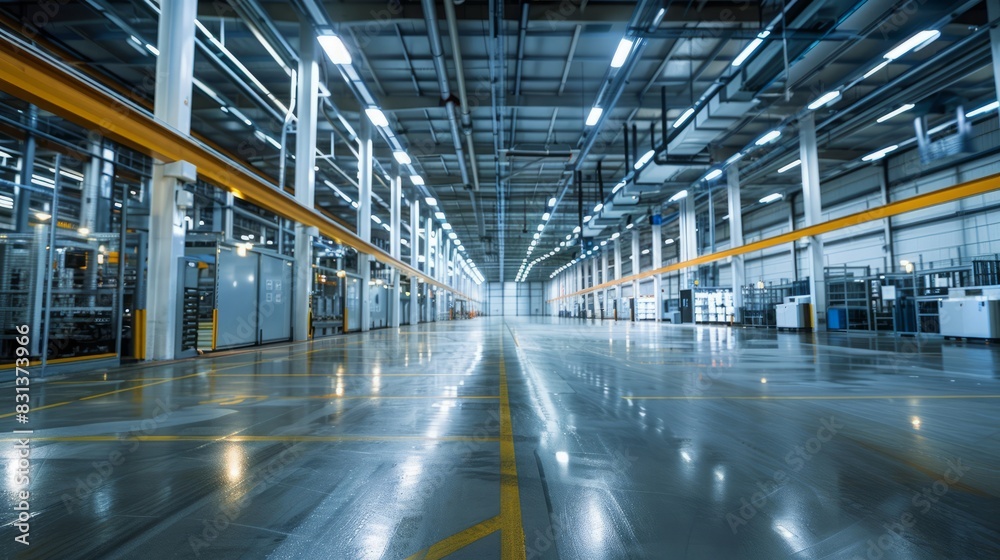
[861,145,898,162]
[778,160,801,174]
[877,104,915,123]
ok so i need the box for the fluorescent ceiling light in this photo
[318,34,352,65]
[759,193,783,204]
[863,60,891,79]
[641,249,650,255]
[351,201,359,209]
[410,175,424,185]
[382,223,391,231]
[393,151,411,164]
[593,203,604,213]
[725,152,743,165]
[537,224,545,231]
[547,197,557,207]
[448,232,457,239]
[778,160,801,173]
[967,101,999,118]
[668,190,689,203]
[664,238,674,245]
[611,232,620,240]
[807,90,841,110]
[145,44,159,56]
[442,223,452,230]
[362,107,389,127]
[884,30,940,61]
[434,211,445,219]
[634,149,655,169]
[862,145,899,161]
[625,222,634,229]
[703,169,722,181]
[586,107,603,126]
[611,38,633,68]
[425,197,437,206]
[572,226,581,233]
[583,215,592,223]
[612,180,627,194]
[755,129,781,146]
[600,240,608,246]
[542,212,550,221]
[877,104,915,123]
[732,30,770,67]
[457,245,465,251]
[371,215,382,224]
[674,107,695,128]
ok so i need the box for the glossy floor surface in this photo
[3,317,1000,559]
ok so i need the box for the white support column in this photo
[591,255,599,318]
[799,113,826,328]
[293,23,319,341]
[680,197,697,288]
[358,116,373,332]
[409,200,420,325]
[727,167,745,322]
[651,218,663,322]
[146,0,196,360]
[425,217,433,321]
[601,247,610,319]
[613,237,622,320]
[631,228,640,320]
[390,165,402,328]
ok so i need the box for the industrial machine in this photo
[776,295,812,330]
[939,299,1000,340]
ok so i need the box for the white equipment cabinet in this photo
[776,296,812,329]
[939,299,1000,339]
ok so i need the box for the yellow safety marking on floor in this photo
[206,373,482,378]
[281,395,501,401]
[498,328,527,560]
[0,359,278,420]
[0,434,500,443]
[405,515,501,560]
[48,378,178,384]
[622,394,1000,401]
[199,395,269,406]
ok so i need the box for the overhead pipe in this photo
[623,122,630,170]
[420,0,471,188]
[443,0,483,194]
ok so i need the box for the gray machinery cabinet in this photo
[939,299,1000,339]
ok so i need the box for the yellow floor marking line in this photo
[498,328,527,560]
[281,395,501,401]
[623,394,1000,401]
[405,516,501,560]
[206,373,482,378]
[199,395,269,406]
[0,434,500,443]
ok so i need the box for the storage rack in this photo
[636,295,657,321]
[825,266,874,331]
[690,287,735,323]
[740,279,809,328]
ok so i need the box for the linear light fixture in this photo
[807,90,841,110]
[966,101,998,118]
[861,145,899,162]
[634,149,655,170]
[778,160,801,173]
[424,197,437,206]
[674,107,695,128]
[393,151,411,164]
[611,39,634,68]
[318,34,352,65]
[884,30,940,61]
[755,130,781,146]
[863,60,890,79]
[759,193,784,204]
[702,169,723,181]
[612,180,627,194]
[542,212,550,220]
[876,104,915,123]
[732,30,770,67]
[668,190,689,203]
[593,203,604,213]
[586,107,603,126]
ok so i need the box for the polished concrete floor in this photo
[3,317,1000,559]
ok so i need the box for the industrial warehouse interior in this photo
[1,0,999,558]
